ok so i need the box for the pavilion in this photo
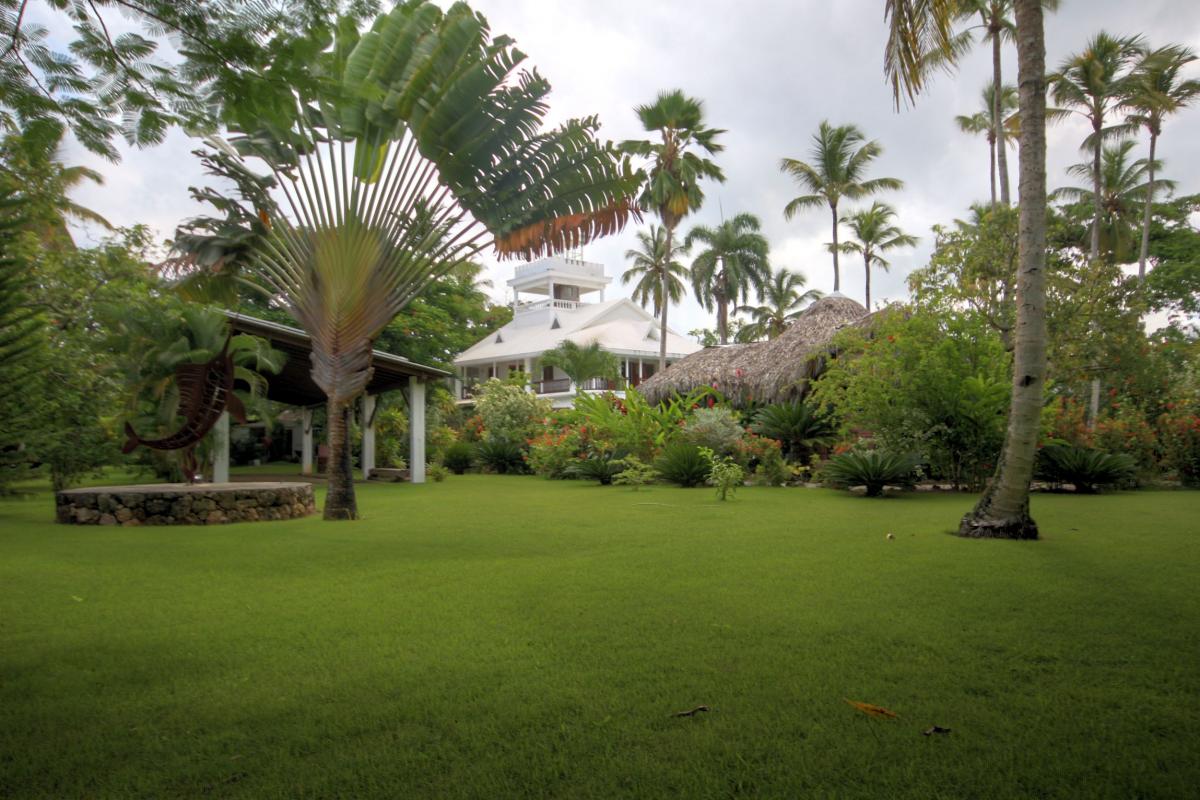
[219,313,449,484]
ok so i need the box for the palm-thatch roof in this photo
[639,294,868,406]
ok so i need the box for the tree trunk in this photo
[1090,119,1103,263]
[659,225,672,371]
[830,202,840,292]
[988,134,997,208]
[863,252,872,310]
[323,397,358,520]
[959,0,1047,540]
[1138,130,1157,280]
[717,291,729,345]
[992,24,1011,206]
[1088,375,1101,430]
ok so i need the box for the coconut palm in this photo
[685,213,771,345]
[539,340,620,394]
[621,91,725,370]
[837,202,917,310]
[1050,32,1146,263]
[622,225,689,324]
[886,0,1050,539]
[780,122,902,293]
[1124,44,1200,279]
[173,3,638,520]
[956,82,1017,206]
[0,129,112,246]
[736,268,822,341]
[1052,140,1174,266]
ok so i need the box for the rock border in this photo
[55,482,316,526]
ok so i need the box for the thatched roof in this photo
[639,294,868,406]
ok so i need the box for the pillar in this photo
[361,394,376,480]
[409,377,426,484]
[301,408,314,476]
[213,411,230,484]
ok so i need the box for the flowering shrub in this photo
[1158,410,1200,487]
[1093,404,1158,475]
[473,379,552,445]
[527,427,583,479]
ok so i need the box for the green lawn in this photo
[1,477,1197,799]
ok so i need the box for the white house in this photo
[454,255,702,407]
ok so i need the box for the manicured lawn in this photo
[1,477,1197,799]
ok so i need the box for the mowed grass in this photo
[1,477,1197,799]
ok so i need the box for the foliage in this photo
[821,450,919,497]
[655,443,711,488]
[565,451,629,486]
[427,464,450,483]
[699,447,745,501]
[1093,402,1159,476]
[473,380,552,448]
[611,456,658,490]
[475,439,526,475]
[539,341,620,392]
[567,389,718,463]
[680,406,744,458]
[1143,194,1200,317]
[1158,409,1200,487]
[686,213,771,344]
[751,400,836,462]
[736,268,821,341]
[623,225,689,318]
[442,441,475,475]
[526,427,582,479]
[374,406,408,469]
[1036,445,1136,494]
[837,201,917,309]
[752,446,791,487]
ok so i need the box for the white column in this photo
[301,408,314,475]
[213,411,230,484]
[409,377,426,484]
[361,394,376,480]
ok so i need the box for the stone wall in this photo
[56,482,316,526]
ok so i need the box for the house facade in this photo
[453,255,702,407]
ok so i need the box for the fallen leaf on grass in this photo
[922,725,952,736]
[844,699,899,719]
[671,705,710,718]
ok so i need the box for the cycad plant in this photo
[751,400,835,462]
[173,3,639,519]
[821,450,919,497]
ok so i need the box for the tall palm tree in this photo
[0,129,112,247]
[685,213,771,345]
[1124,44,1200,279]
[780,121,902,293]
[621,91,725,370]
[955,82,1017,206]
[1050,32,1146,263]
[736,268,822,341]
[886,0,1050,540]
[539,340,620,394]
[1052,140,1174,266]
[837,202,917,310]
[174,3,638,520]
[622,225,689,325]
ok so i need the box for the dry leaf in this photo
[922,725,952,736]
[671,705,710,718]
[844,699,899,719]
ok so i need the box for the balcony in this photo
[532,377,627,395]
[514,298,584,315]
[514,257,605,280]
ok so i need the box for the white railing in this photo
[514,257,605,279]
[515,298,584,314]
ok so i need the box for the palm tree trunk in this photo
[323,398,358,520]
[863,252,872,310]
[1090,120,1103,263]
[717,295,729,345]
[959,0,1048,540]
[988,135,997,208]
[830,203,840,292]
[659,226,672,371]
[992,25,1011,206]
[1137,130,1157,280]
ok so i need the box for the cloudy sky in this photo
[48,0,1200,336]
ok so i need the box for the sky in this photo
[45,0,1200,337]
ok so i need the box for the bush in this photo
[475,439,525,474]
[566,451,628,485]
[427,464,449,482]
[443,441,474,475]
[1036,444,1136,493]
[612,456,658,490]
[752,446,790,487]
[822,451,919,497]
[751,400,835,462]
[680,406,744,457]
[527,427,582,479]
[655,443,711,488]
[473,379,552,444]
[1158,411,1200,487]
[700,447,745,501]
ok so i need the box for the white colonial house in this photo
[454,255,702,407]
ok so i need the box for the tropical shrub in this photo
[475,439,525,474]
[473,379,552,445]
[427,464,450,482]
[1092,402,1158,476]
[527,426,584,478]
[751,400,835,462]
[752,446,790,487]
[375,406,409,468]
[1036,444,1136,493]
[700,447,745,501]
[655,443,711,488]
[612,456,658,490]
[566,451,628,485]
[821,450,919,497]
[442,441,475,475]
[680,406,744,457]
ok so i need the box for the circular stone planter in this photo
[55,482,317,526]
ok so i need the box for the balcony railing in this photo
[532,377,627,394]
[514,258,605,279]
[515,298,584,315]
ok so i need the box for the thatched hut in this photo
[638,294,868,407]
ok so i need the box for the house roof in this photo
[453,298,702,365]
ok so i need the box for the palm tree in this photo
[622,225,689,325]
[1052,140,1174,266]
[1124,44,1200,279]
[685,213,771,345]
[780,122,902,293]
[539,340,620,394]
[736,268,822,341]
[886,0,1050,540]
[956,82,1017,206]
[621,91,725,370]
[837,202,917,310]
[174,4,638,520]
[0,129,112,247]
[1050,32,1146,263]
